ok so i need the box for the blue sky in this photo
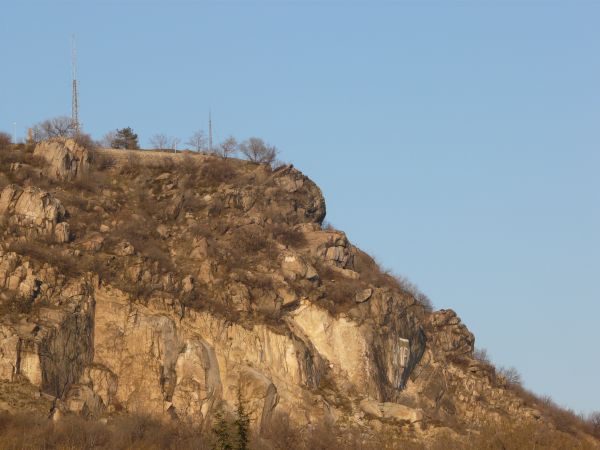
[1,0,599,414]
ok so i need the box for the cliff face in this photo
[0,140,596,446]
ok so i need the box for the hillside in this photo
[0,138,598,449]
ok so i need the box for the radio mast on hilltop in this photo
[71,35,80,134]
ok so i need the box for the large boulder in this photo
[34,139,90,181]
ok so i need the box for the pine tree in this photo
[111,127,139,149]
[213,407,232,450]
[234,387,251,450]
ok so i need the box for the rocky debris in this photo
[280,252,319,281]
[359,398,424,424]
[34,139,90,181]
[355,288,373,303]
[181,275,194,293]
[276,285,299,307]
[0,184,70,243]
[64,384,105,419]
[114,241,135,256]
[81,234,104,252]
[189,237,208,259]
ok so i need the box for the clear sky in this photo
[1,0,599,414]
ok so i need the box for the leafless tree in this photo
[150,134,170,150]
[186,130,207,152]
[590,411,600,436]
[0,132,11,150]
[498,366,522,386]
[217,136,238,158]
[32,116,77,140]
[239,137,278,164]
[473,348,491,364]
[99,131,117,148]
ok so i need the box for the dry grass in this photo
[269,224,307,248]
[0,412,211,450]
[8,241,83,277]
[0,410,596,450]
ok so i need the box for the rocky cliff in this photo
[0,139,597,448]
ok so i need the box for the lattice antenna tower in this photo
[71,35,80,134]
[208,109,213,152]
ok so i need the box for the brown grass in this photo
[269,224,307,248]
[0,412,210,450]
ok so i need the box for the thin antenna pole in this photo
[12,122,16,144]
[71,35,79,134]
[208,109,213,153]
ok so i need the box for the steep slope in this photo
[0,139,597,448]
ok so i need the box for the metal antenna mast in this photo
[71,35,80,134]
[208,109,213,152]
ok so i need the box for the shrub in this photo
[200,158,238,186]
[0,132,11,150]
[74,132,97,150]
[497,366,522,386]
[90,151,117,171]
[120,152,142,176]
[473,348,491,365]
[270,224,307,248]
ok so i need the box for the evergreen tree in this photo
[234,388,251,450]
[111,127,139,149]
[213,407,232,450]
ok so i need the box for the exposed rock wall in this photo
[0,184,70,242]
[1,145,591,445]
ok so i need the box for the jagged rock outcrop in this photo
[33,138,90,181]
[0,184,70,242]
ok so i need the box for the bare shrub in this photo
[0,412,208,450]
[473,348,491,364]
[91,151,117,171]
[262,413,303,450]
[74,132,97,150]
[199,158,238,186]
[120,152,142,176]
[497,366,522,386]
[0,132,11,150]
[270,224,307,248]
[393,274,433,311]
[589,411,600,438]
[232,226,271,254]
[8,241,82,276]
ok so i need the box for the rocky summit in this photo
[0,138,598,449]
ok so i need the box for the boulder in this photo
[355,288,373,303]
[114,241,135,256]
[34,139,90,181]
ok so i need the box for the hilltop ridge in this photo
[0,138,598,449]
